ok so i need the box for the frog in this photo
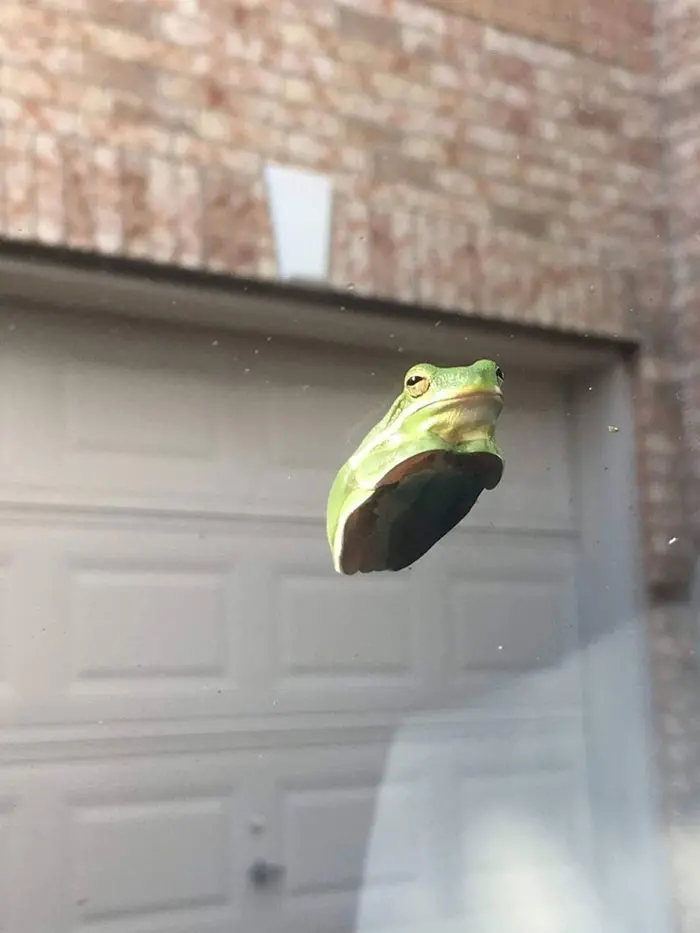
[326,359,505,575]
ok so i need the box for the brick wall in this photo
[0,0,660,294]
[659,0,700,537]
[654,4,700,932]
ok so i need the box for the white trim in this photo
[0,251,623,374]
[571,361,672,933]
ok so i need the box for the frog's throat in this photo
[350,388,502,469]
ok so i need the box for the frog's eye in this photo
[405,372,431,398]
[495,366,505,384]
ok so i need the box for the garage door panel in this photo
[55,536,249,725]
[455,771,590,873]
[473,374,575,532]
[69,796,236,931]
[51,751,255,933]
[265,743,439,933]
[0,796,24,932]
[0,320,388,521]
[0,518,436,726]
[430,534,584,714]
[446,725,595,874]
[62,359,219,459]
[0,340,252,512]
[357,720,596,933]
[0,522,261,727]
[0,545,63,713]
[72,798,231,924]
[0,554,18,705]
[253,532,436,715]
[68,562,232,684]
[452,769,601,932]
[259,360,389,474]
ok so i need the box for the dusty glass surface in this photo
[0,0,696,931]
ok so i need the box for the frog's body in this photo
[326,360,505,574]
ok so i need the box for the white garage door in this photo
[0,307,650,933]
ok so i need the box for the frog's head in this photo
[373,359,504,452]
[326,360,506,575]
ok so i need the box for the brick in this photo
[626,135,663,166]
[157,11,213,46]
[201,166,270,276]
[374,151,435,189]
[487,100,534,136]
[87,0,153,34]
[575,102,622,133]
[484,51,536,87]
[425,0,653,67]
[337,7,402,48]
[490,203,550,238]
[82,20,155,61]
[63,139,95,249]
[345,116,402,149]
[35,133,64,245]
[93,145,122,254]
[86,53,156,98]
[368,204,417,303]
[3,128,36,241]
[414,211,480,310]
[146,155,179,263]
[120,149,152,258]
[329,194,373,295]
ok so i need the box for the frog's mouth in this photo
[425,387,502,406]
[410,386,502,418]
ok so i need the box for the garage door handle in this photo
[248,859,286,887]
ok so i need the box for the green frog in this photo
[326,360,505,574]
